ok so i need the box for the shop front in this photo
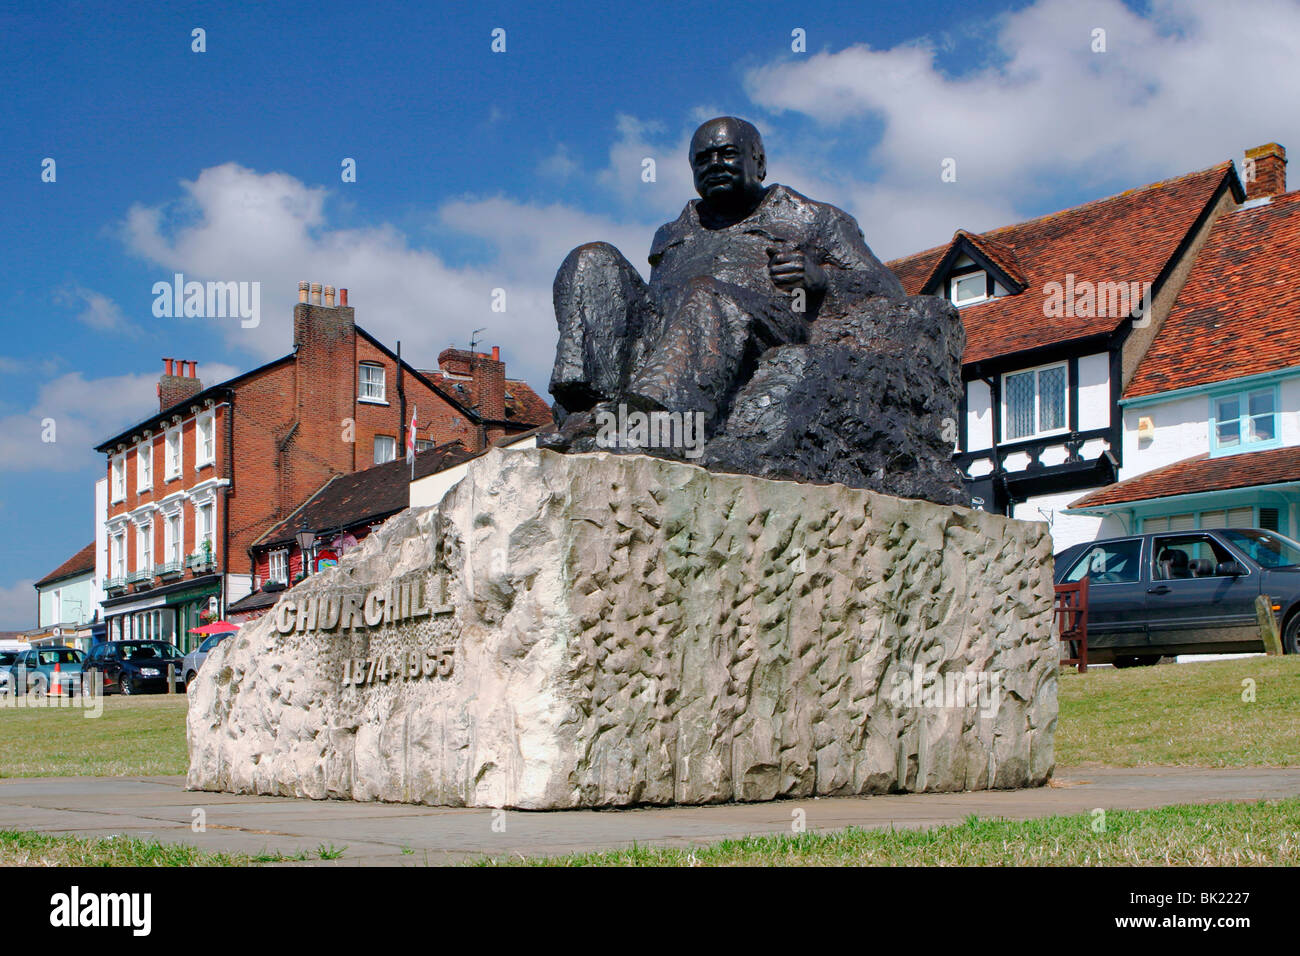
[102,575,222,655]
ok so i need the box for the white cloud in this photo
[55,285,133,333]
[0,577,36,631]
[120,162,670,392]
[744,0,1300,257]
[539,144,579,180]
[0,362,240,473]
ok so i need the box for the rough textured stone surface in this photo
[188,448,1057,809]
[703,295,966,504]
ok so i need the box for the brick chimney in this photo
[437,346,506,420]
[158,358,203,411]
[475,346,506,421]
[1245,143,1287,200]
[291,280,357,499]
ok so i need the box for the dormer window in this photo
[951,270,989,306]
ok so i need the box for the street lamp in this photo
[295,516,317,577]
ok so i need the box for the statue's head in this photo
[690,117,767,210]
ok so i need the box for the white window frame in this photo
[359,363,387,404]
[165,425,183,480]
[111,454,126,503]
[111,531,126,579]
[1001,361,1069,442]
[374,435,396,464]
[951,270,988,307]
[136,441,152,492]
[269,549,289,585]
[197,501,215,551]
[164,511,183,565]
[196,411,216,467]
[1210,385,1281,457]
[137,520,152,572]
[415,438,434,453]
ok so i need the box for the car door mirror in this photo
[1216,560,1247,577]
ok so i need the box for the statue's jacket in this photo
[647,184,906,332]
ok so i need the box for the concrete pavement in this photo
[0,767,1296,865]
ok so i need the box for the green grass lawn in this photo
[1056,656,1300,768]
[0,660,1296,867]
[0,694,188,777]
[0,658,1295,778]
[0,830,344,866]
[482,798,1300,866]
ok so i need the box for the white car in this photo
[181,632,234,688]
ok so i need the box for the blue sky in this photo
[3,0,1300,626]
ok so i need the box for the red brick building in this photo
[225,441,479,625]
[94,282,550,652]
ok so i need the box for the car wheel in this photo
[31,675,48,697]
[185,671,197,689]
[1283,614,1300,655]
[121,676,135,696]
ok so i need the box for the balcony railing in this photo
[187,550,216,572]
[156,559,186,578]
[105,576,128,591]
[128,568,153,584]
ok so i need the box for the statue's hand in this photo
[767,246,827,296]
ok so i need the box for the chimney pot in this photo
[340,288,348,307]
[164,358,174,376]
[491,346,500,361]
[298,281,309,304]
[310,282,322,305]
[189,360,197,378]
[324,285,335,307]
[1245,143,1287,200]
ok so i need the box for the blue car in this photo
[0,646,86,695]
[1054,527,1300,666]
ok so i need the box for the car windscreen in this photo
[1219,529,1300,569]
[36,649,84,664]
[117,642,183,660]
[0,652,17,665]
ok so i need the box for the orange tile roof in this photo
[1069,445,1300,510]
[420,372,552,427]
[1126,191,1300,398]
[954,229,1028,289]
[887,163,1235,366]
[35,542,96,588]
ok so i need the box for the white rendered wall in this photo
[410,436,538,509]
[965,379,992,452]
[1077,353,1110,431]
[94,477,107,618]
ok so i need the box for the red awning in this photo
[189,621,238,635]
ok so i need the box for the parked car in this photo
[181,632,233,688]
[0,646,86,695]
[1054,527,1300,666]
[81,640,186,695]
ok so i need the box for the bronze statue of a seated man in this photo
[541,116,966,504]
[547,116,902,436]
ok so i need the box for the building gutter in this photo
[1066,478,1300,516]
[1121,363,1300,409]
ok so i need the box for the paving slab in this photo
[0,767,1296,865]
